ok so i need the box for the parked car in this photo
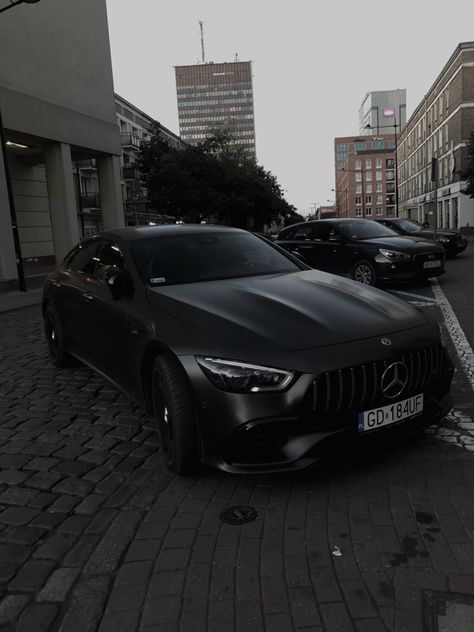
[43,225,453,475]
[373,218,468,258]
[276,218,446,286]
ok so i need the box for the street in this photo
[1,252,474,632]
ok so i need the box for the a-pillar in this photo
[97,154,124,230]
[44,142,80,265]
[0,147,18,283]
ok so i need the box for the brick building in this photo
[397,42,474,228]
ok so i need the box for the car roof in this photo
[95,224,248,243]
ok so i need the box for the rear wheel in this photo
[43,304,72,367]
[151,354,200,475]
[351,260,376,286]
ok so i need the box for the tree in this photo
[462,131,474,198]
[137,126,295,229]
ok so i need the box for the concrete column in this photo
[97,154,124,230]
[44,142,80,264]
[0,149,18,282]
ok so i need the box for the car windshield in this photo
[333,220,399,241]
[131,231,301,286]
[395,219,423,232]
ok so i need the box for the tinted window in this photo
[334,220,399,241]
[292,225,313,240]
[131,232,301,286]
[93,242,126,283]
[397,219,422,232]
[310,223,342,241]
[66,240,101,274]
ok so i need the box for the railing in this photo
[80,194,101,210]
[120,132,141,149]
[122,165,141,181]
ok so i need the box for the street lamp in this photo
[365,118,400,217]
[0,0,41,291]
[0,0,40,14]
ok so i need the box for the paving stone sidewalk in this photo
[1,251,474,631]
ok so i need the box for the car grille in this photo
[312,345,446,413]
[414,252,443,269]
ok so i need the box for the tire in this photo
[43,304,73,368]
[351,260,376,286]
[151,354,200,475]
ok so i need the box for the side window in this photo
[66,241,101,275]
[292,225,313,240]
[311,223,331,241]
[278,228,294,241]
[93,242,126,283]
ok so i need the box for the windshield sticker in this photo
[150,277,166,284]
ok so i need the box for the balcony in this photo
[77,159,97,173]
[120,132,141,150]
[80,194,101,210]
[122,165,141,181]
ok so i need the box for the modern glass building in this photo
[175,61,256,158]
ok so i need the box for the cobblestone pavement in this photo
[1,253,474,631]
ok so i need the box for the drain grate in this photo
[220,505,258,525]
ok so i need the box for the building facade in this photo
[334,135,396,218]
[397,42,474,229]
[175,61,256,157]
[0,0,123,287]
[359,89,407,136]
[76,95,184,236]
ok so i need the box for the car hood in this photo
[361,235,442,251]
[146,270,427,350]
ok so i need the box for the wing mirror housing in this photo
[105,267,134,300]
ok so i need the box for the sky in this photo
[106,0,474,216]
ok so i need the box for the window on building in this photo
[376,159,382,168]
[386,170,394,181]
[387,140,395,149]
[373,140,384,150]
[365,171,372,181]
[376,207,383,216]
[365,160,372,169]
[355,208,363,217]
[355,160,361,170]
[355,172,362,182]
[356,184,362,194]
[386,159,394,169]
[355,196,362,204]
[366,183,372,193]
[354,142,367,152]
[376,183,383,192]
[366,207,372,216]
[376,171,383,181]
[365,195,372,204]
[387,205,395,216]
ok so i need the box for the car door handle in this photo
[82,292,94,302]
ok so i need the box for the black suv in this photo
[373,218,467,258]
[276,218,445,286]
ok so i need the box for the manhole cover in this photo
[220,505,258,525]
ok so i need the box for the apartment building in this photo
[175,60,256,158]
[397,42,474,228]
[76,95,184,235]
[334,135,396,218]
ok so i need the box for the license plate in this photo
[423,260,441,269]
[358,393,423,432]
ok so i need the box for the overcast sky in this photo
[106,0,474,216]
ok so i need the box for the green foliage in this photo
[137,125,295,229]
[462,131,474,198]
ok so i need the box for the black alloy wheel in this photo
[43,304,71,367]
[351,260,376,286]
[151,354,200,475]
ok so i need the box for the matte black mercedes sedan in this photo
[277,218,446,286]
[43,225,453,475]
[373,218,468,258]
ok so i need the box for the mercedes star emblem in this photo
[381,362,408,399]
[381,338,392,346]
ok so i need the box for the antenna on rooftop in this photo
[199,20,205,63]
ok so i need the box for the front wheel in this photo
[151,354,200,475]
[43,304,73,367]
[351,260,376,286]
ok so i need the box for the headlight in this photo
[196,357,295,393]
[437,237,450,243]
[379,249,411,260]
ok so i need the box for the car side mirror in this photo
[105,267,133,300]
